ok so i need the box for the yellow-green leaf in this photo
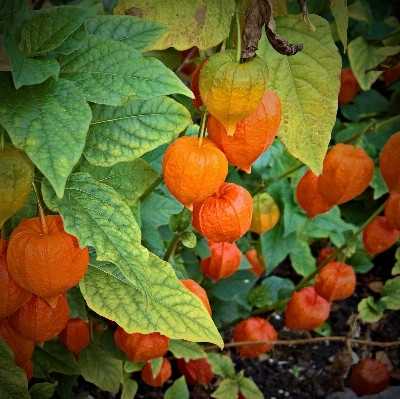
[113,0,235,51]
[330,0,348,52]
[257,15,341,174]
[80,252,223,348]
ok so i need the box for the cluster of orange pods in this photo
[0,214,90,380]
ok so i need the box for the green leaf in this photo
[54,24,86,55]
[121,373,138,399]
[141,193,183,228]
[77,0,103,18]
[148,357,163,378]
[79,252,223,347]
[29,382,58,399]
[0,73,91,199]
[59,35,194,106]
[168,340,205,362]
[348,0,371,24]
[83,96,190,166]
[260,218,291,274]
[2,28,59,89]
[0,0,30,36]
[261,276,295,303]
[78,158,159,206]
[257,15,341,174]
[67,286,88,322]
[330,0,348,52]
[358,297,384,323]
[211,379,239,399]
[113,0,235,51]
[237,377,264,399]
[124,361,144,373]
[381,277,400,310]
[347,247,374,274]
[164,376,189,399]
[288,236,316,277]
[393,248,400,276]
[85,15,168,52]
[53,373,78,399]
[32,340,80,377]
[78,341,124,393]
[180,231,197,248]
[207,353,236,379]
[248,285,270,308]
[314,321,332,337]
[0,337,30,399]
[348,37,385,90]
[371,166,389,200]
[22,6,87,56]
[42,173,150,296]
[169,208,192,233]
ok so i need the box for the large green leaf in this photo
[121,373,138,399]
[168,340,205,362]
[59,35,193,106]
[237,377,264,399]
[0,337,30,399]
[2,28,59,89]
[211,379,239,399]
[113,0,235,51]
[0,73,91,199]
[348,37,385,90]
[78,342,123,394]
[32,340,80,377]
[381,277,400,310]
[85,15,168,52]
[288,236,316,277]
[257,15,341,174]
[207,353,236,379]
[67,286,88,322]
[83,96,190,166]
[330,0,348,52]
[78,158,159,205]
[21,6,88,56]
[79,252,224,347]
[29,382,58,399]
[0,0,30,36]
[41,173,150,296]
[165,377,189,399]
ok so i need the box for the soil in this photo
[69,249,400,399]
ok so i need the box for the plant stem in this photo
[164,233,181,262]
[0,127,5,150]
[197,109,208,147]
[32,182,48,235]
[235,10,242,63]
[139,176,164,202]
[175,47,198,75]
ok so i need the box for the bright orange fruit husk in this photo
[0,237,30,319]
[22,359,33,382]
[349,359,390,397]
[285,287,330,331]
[382,65,400,86]
[313,261,356,302]
[6,215,89,306]
[162,136,228,210]
[190,58,208,111]
[379,131,400,194]
[362,216,400,256]
[338,68,360,107]
[141,358,172,387]
[114,327,169,363]
[0,318,35,368]
[245,249,265,277]
[180,279,212,315]
[250,192,280,234]
[317,247,337,265]
[176,358,214,385]
[200,241,242,282]
[296,169,333,219]
[59,318,90,358]
[233,317,277,359]
[317,143,374,206]
[192,182,253,243]
[384,192,400,230]
[199,50,269,135]
[207,89,281,173]
[7,293,70,344]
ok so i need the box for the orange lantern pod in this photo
[200,241,242,282]
[385,192,400,230]
[318,144,374,206]
[233,317,277,359]
[245,249,265,277]
[250,192,280,234]
[59,318,90,358]
[207,89,281,174]
[22,359,33,382]
[6,215,89,307]
[285,287,330,331]
[162,136,228,210]
[296,169,333,219]
[180,279,212,315]
[192,183,253,243]
[190,58,208,111]
[114,327,169,363]
[176,357,214,385]
[141,358,172,387]
[338,68,360,107]
[379,131,400,194]
[317,247,337,265]
[314,262,356,302]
